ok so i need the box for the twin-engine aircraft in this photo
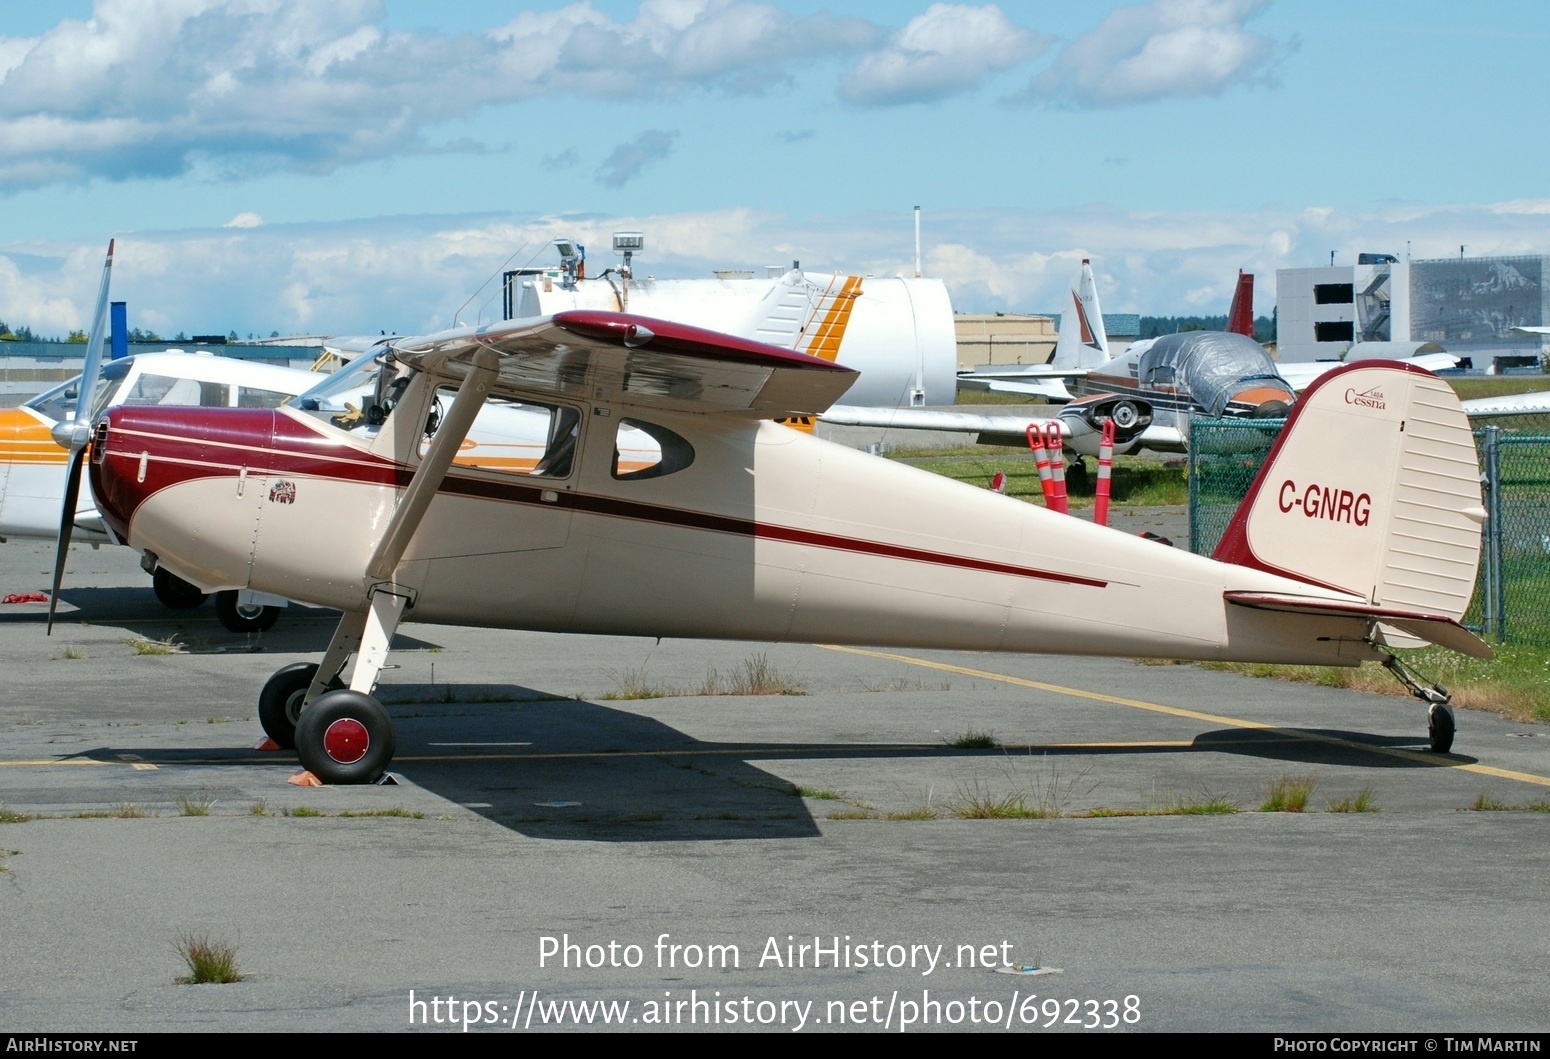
[86,308,1490,784]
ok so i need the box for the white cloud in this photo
[0,0,878,192]
[596,130,679,188]
[841,4,1046,105]
[1023,0,1286,107]
[223,211,263,228]
[6,199,1550,338]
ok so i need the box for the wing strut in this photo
[297,347,500,716]
[366,347,498,582]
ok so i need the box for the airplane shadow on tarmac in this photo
[65,685,1476,844]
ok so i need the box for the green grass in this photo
[793,786,847,801]
[0,806,32,824]
[174,933,245,984]
[950,788,1049,819]
[248,799,271,816]
[60,646,83,660]
[337,807,425,819]
[1259,775,1316,813]
[1327,786,1380,813]
[283,806,327,818]
[176,795,214,816]
[124,637,184,656]
[1192,642,1550,725]
[946,729,999,749]
[882,806,940,820]
[827,809,880,820]
[602,652,806,699]
[887,449,1188,509]
[1471,792,1550,811]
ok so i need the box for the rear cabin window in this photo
[238,386,292,409]
[613,419,694,480]
[123,375,230,407]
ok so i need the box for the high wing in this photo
[1461,390,1550,417]
[391,310,858,417]
[1276,352,1460,392]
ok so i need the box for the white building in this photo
[1277,254,1549,368]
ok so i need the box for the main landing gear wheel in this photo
[258,662,341,749]
[215,590,280,634]
[295,689,396,784]
[1110,401,1141,430]
[1428,702,1456,754]
[152,567,207,610]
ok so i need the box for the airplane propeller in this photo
[47,239,115,634]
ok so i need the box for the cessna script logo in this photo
[1278,481,1371,526]
[1344,386,1386,410]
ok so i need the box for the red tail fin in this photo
[1227,270,1254,337]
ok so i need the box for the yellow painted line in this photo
[819,645,1550,789]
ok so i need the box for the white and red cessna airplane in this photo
[87,311,1490,783]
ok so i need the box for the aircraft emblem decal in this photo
[268,480,297,505]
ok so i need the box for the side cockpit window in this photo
[613,419,694,480]
[423,388,581,480]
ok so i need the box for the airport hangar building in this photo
[1277,254,1550,370]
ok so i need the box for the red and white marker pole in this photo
[1094,418,1116,527]
[990,471,1007,494]
[1026,424,1055,508]
[1043,424,1068,515]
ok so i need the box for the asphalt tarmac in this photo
[0,533,1546,1034]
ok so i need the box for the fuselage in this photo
[89,358,1379,667]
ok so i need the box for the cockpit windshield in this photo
[26,358,129,423]
[289,346,412,434]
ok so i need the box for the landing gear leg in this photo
[293,591,409,784]
[1380,652,1456,754]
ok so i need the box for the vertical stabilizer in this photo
[741,270,863,362]
[1227,270,1254,337]
[1051,259,1109,369]
[1214,362,1486,623]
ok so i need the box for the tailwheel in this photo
[215,590,280,633]
[152,567,207,609]
[1428,702,1456,755]
[258,662,341,749]
[295,689,396,784]
[1380,651,1456,754]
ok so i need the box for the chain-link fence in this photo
[1188,413,1550,645]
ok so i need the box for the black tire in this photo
[258,662,323,749]
[215,591,280,634]
[1428,703,1456,754]
[152,567,207,610]
[294,689,395,784]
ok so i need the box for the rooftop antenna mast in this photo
[914,206,922,278]
[614,231,644,312]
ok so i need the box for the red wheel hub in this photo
[322,717,369,764]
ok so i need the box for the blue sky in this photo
[4,0,1550,338]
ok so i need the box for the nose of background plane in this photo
[1233,385,1294,418]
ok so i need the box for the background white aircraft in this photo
[0,244,321,630]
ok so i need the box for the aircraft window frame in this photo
[612,418,695,481]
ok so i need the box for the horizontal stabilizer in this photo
[1224,591,1493,659]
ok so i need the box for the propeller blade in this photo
[47,449,86,636]
[47,238,115,635]
[71,238,115,430]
